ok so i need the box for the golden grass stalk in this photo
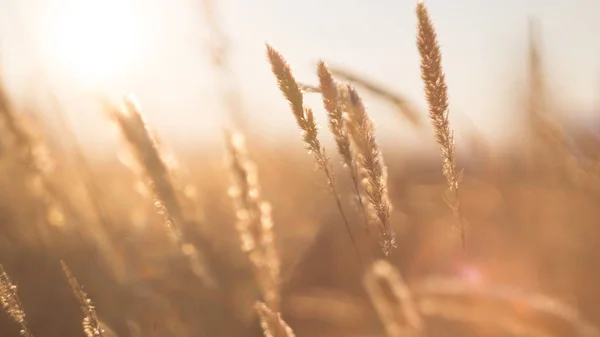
[107,95,215,288]
[265,45,329,174]
[527,18,544,126]
[0,78,72,229]
[525,20,598,188]
[525,18,580,180]
[226,129,281,311]
[0,265,33,337]
[317,61,370,233]
[201,0,247,131]
[526,17,555,165]
[255,302,296,337]
[61,261,104,337]
[363,260,423,337]
[266,44,365,267]
[111,96,184,235]
[416,0,465,248]
[344,85,396,256]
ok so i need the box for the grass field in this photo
[0,1,599,337]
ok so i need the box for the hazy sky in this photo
[0,0,599,151]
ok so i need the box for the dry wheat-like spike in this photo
[418,296,555,337]
[61,261,104,337]
[226,129,281,311]
[345,85,396,256]
[0,78,73,228]
[255,302,296,337]
[0,265,33,337]
[411,277,600,337]
[416,0,465,248]
[527,18,544,126]
[526,19,596,188]
[526,18,555,164]
[525,18,580,181]
[266,45,330,177]
[202,0,247,130]
[111,96,184,236]
[317,61,370,233]
[364,260,423,337]
[107,95,215,288]
[266,44,365,267]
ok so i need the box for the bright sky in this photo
[0,0,598,151]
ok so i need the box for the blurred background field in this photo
[0,0,599,336]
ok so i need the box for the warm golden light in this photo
[40,0,144,88]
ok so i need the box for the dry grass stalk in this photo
[317,61,370,233]
[61,261,104,337]
[202,0,246,131]
[226,129,281,311]
[363,260,423,337]
[525,18,582,183]
[0,78,71,229]
[411,277,600,337]
[265,45,329,175]
[266,44,365,267]
[526,18,562,152]
[107,95,215,288]
[522,19,600,193]
[418,296,555,337]
[255,302,296,337]
[526,18,557,167]
[416,0,465,248]
[328,66,421,126]
[344,85,396,256]
[110,96,184,235]
[0,265,33,337]
[527,18,544,128]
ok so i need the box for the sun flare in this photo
[40,0,145,89]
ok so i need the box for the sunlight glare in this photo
[41,0,144,89]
